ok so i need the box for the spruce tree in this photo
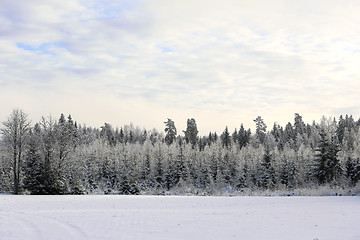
[279,159,297,189]
[254,116,267,144]
[23,129,45,194]
[238,124,250,149]
[221,126,231,149]
[344,157,360,187]
[294,113,306,135]
[183,118,198,148]
[257,148,276,189]
[100,123,116,146]
[312,129,342,185]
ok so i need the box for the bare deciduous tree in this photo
[1,109,31,194]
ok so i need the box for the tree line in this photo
[0,109,359,195]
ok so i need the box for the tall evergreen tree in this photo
[254,116,267,144]
[100,123,116,146]
[232,129,238,144]
[312,129,342,185]
[183,118,198,148]
[154,144,164,188]
[23,128,45,194]
[238,124,250,149]
[164,118,177,146]
[294,113,306,135]
[56,114,76,167]
[284,122,295,144]
[257,148,276,189]
[35,116,66,194]
[344,157,360,187]
[271,123,285,150]
[221,126,231,149]
[279,159,297,189]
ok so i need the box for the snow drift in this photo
[0,195,359,240]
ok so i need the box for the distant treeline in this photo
[0,109,359,195]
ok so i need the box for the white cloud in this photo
[1,0,360,134]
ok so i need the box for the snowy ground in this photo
[0,195,359,240]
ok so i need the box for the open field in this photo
[0,195,359,240]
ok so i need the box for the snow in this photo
[0,195,359,240]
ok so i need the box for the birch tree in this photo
[1,109,31,194]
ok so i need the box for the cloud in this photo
[1,0,360,134]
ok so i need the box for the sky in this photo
[1,0,360,135]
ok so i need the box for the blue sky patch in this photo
[16,42,37,51]
[16,42,66,52]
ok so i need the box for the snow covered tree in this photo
[37,116,67,194]
[139,138,154,189]
[4,110,360,195]
[257,148,276,189]
[56,114,77,168]
[312,129,342,185]
[100,123,116,146]
[23,127,45,194]
[344,157,360,187]
[154,143,165,188]
[271,123,285,150]
[183,118,198,148]
[294,113,306,136]
[284,122,295,146]
[279,159,297,189]
[196,158,210,189]
[238,124,250,149]
[237,162,248,189]
[221,126,231,149]
[165,154,181,190]
[1,109,31,194]
[164,118,177,145]
[254,116,267,144]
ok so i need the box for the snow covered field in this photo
[0,195,359,240]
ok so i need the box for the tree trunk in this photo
[1,109,30,195]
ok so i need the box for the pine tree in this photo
[294,113,306,135]
[254,116,267,144]
[238,124,250,149]
[100,123,116,146]
[139,140,153,189]
[271,123,285,150]
[237,161,251,189]
[337,115,346,144]
[183,118,198,148]
[257,148,276,189]
[165,157,180,190]
[102,157,117,194]
[23,129,45,194]
[279,159,297,189]
[232,129,238,144]
[39,116,66,194]
[344,157,360,187]
[154,144,164,188]
[312,129,342,185]
[57,114,77,168]
[197,161,210,189]
[284,122,295,146]
[164,118,177,145]
[118,127,124,143]
[221,126,231,149]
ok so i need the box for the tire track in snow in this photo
[0,211,89,240]
[0,211,43,240]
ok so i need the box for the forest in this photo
[0,109,359,195]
